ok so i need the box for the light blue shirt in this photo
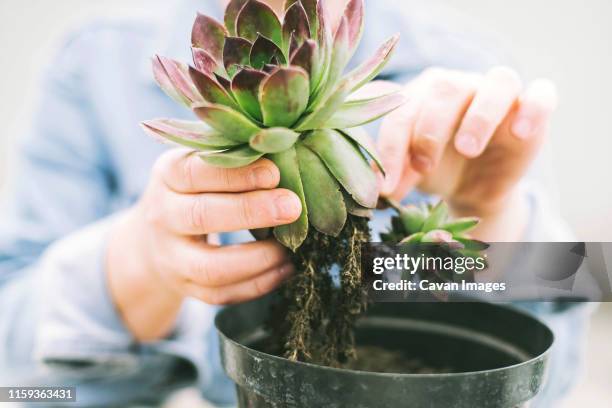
[0,0,587,406]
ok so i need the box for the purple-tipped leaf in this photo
[189,67,237,108]
[343,0,365,57]
[344,33,400,92]
[223,37,252,77]
[191,13,228,63]
[341,127,386,175]
[325,92,405,129]
[250,34,286,70]
[231,68,268,121]
[153,56,202,107]
[259,67,310,127]
[303,129,378,208]
[192,47,219,76]
[422,230,455,244]
[193,103,260,143]
[313,0,333,91]
[224,0,249,36]
[282,1,311,52]
[250,128,300,153]
[237,0,282,46]
[310,15,350,108]
[141,119,240,149]
[199,145,263,168]
[285,0,318,39]
[214,73,233,93]
[290,39,317,75]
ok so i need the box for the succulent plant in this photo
[381,200,489,281]
[142,0,403,251]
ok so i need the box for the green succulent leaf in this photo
[199,145,263,168]
[283,1,311,53]
[224,0,249,36]
[152,56,202,107]
[344,33,400,92]
[297,143,347,236]
[342,191,373,218]
[141,119,240,150]
[231,68,268,121]
[326,92,405,129]
[189,67,237,108]
[454,237,490,251]
[296,78,351,131]
[250,34,286,70]
[193,103,260,143]
[223,37,252,77]
[422,202,450,232]
[399,205,426,234]
[260,66,310,127]
[270,147,309,251]
[341,127,386,176]
[191,13,228,63]
[192,47,219,76]
[400,232,425,244]
[441,217,480,235]
[303,129,378,208]
[237,0,282,46]
[250,128,300,153]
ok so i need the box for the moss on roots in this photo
[270,215,371,367]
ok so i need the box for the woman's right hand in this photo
[106,148,302,341]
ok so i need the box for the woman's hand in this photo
[106,149,302,341]
[377,66,558,240]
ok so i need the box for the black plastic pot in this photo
[215,296,554,408]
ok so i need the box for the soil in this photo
[348,346,455,374]
[255,341,455,374]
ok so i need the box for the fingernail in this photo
[252,166,275,187]
[512,118,532,140]
[275,194,301,221]
[412,154,432,173]
[455,133,480,157]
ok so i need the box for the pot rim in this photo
[215,301,554,378]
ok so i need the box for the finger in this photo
[181,239,290,287]
[455,66,523,158]
[184,263,294,305]
[411,70,478,173]
[377,90,423,196]
[388,158,423,202]
[155,150,280,193]
[160,189,302,235]
[511,79,558,140]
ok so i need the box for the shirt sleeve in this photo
[0,27,235,405]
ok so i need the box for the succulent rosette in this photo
[142,0,403,251]
[381,200,489,283]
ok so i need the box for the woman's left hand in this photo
[377,66,558,239]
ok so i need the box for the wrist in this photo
[106,208,184,341]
